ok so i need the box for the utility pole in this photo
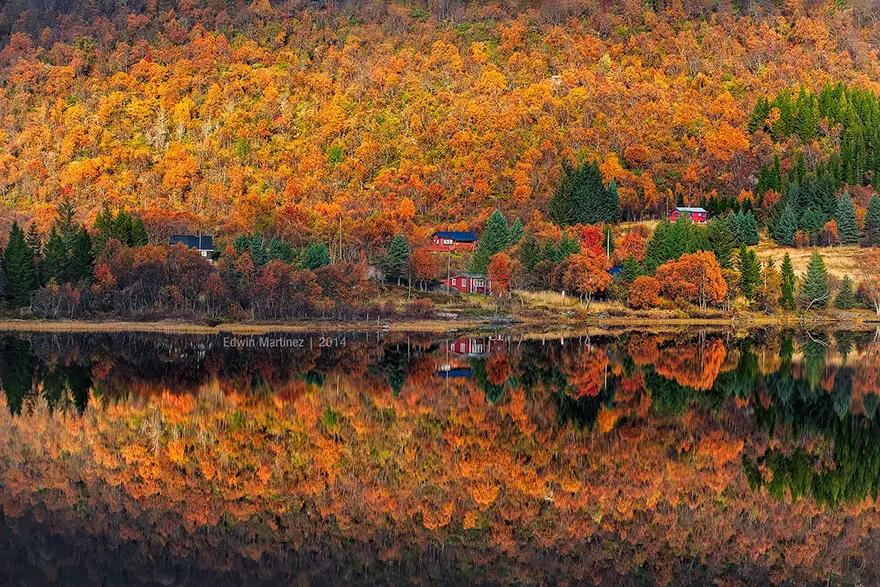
[338,216,343,262]
[446,250,451,294]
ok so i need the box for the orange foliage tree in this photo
[561,252,611,308]
[655,252,727,310]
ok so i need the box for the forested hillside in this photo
[0,0,878,254]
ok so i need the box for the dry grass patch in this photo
[754,242,862,280]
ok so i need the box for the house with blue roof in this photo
[429,231,478,253]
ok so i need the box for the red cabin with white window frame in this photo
[429,231,478,253]
[442,274,491,294]
[668,207,709,224]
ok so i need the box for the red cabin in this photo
[442,274,491,294]
[429,231,478,253]
[669,207,708,224]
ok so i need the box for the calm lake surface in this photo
[0,327,879,586]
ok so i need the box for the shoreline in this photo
[0,314,875,334]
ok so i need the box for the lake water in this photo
[0,327,879,586]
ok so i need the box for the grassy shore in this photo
[0,304,874,335]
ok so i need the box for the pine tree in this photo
[384,235,411,284]
[728,211,743,245]
[550,162,617,225]
[749,96,771,133]
[665,216,693,261]
[470,210,509,273]
[835,191,860,245]
[619,254,642,283]
[644,221,670,272]
[69,227,94,282]
[864,195,880,246]
[268,237,294,262]
[249,234,268,265]
[300,243,330,270]
[518,232,541,274]
[55,198,77,242]
[507,218,524,246]
[800,251,830,310]
[92,202,114,254]
[605,180,621,222]
[549,161,575,226]
[738,244,761,300]
[130,216,149,246]
[25,222,41,259]
[773,205,798,246]
[780,253,796,310]
[741,210,760,245]
[111,210,133,245]
[554,233,580,264]
[834,275,858,310]
[4,222,35,308]
[40,227,69,285]
[233,234,251,255]
[707,217,736,268]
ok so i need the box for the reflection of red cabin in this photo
[669,207,708,224]
[447,336,507,357]
[443,274,490,294]
[429,231,478,252]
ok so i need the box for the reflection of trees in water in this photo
[746,337,880,506]
[0,336,90,416]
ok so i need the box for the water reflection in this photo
[0,328,879,585]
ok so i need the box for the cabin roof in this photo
[432,231,478,241]
[674,207,708,213]
[170,234,214,250]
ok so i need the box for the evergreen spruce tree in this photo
[728,211,743,245]
[644,221,670,272]
[233,234,251,255]
[507,218,524,246]
[55,198,77,242]
[749,96,770,133]
[800,251,830,310]
[834,191,860,245]
[69,227,94,282]
[549,162,616,225]
[665,216,693,260]
[864,195,880,246]
[553,233,580,264]
[800,208,824,243]
[605,180,621,222]
[549,162,575,226]
[384,235,411,284]
[619,254,642,283]
[773,205,798,246]
[570,162,608,225]
[111,210,133,246]
[300,243,331,270]
[738,244,761,300]
[25,222,41,259]
[707,217,736,268]
[40,227,68,286]
[268,237,294,262]
[741,211,760,245]
[834,275,858,310]
[518,232,541,274]
[780,253,796,310]
[470,210,509,273]
[249,234,268,266]
[92,203,114,254]
[4,222,35,308]
[130,216,149,246]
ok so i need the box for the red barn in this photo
[429,231,478,253]
[442,274,490,294]
[669,207,708,224]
